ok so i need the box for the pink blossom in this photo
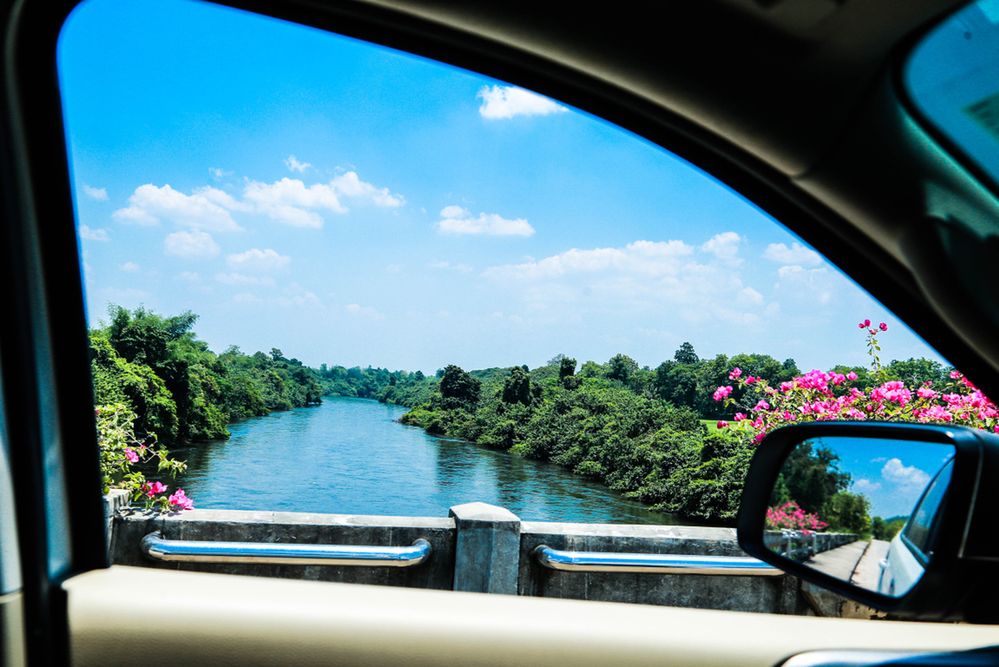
[124,447,139,463]
[728,367,742,380]
[716,420,728,429]
[745,376,758,385]
[879,322,888,332]
[168,488,194,510]
[917,387,937,400]
[144,481,168,498]
[733,412,747,422]
[753,399,770,412]
[712,385,733,401]
[846,371,858,381]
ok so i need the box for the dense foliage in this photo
[92,306,326,444]
[399,325,982,525]
[93,306,984,528]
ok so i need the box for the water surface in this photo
[176,397,675,524]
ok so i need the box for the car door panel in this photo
[65,566,999,667]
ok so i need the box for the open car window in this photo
[57,0,994,619]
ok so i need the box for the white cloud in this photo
[330,171,404,208]
[700,231,742,264]
[440,205,468,219]
[484,240,694,281]
[437,205,534,237]
[215,272,275,286]
[764,242,822,266]
[113,184,242,231]
[477,85,568,120]
[344,303,383,319]
[226,248,290,272]
[881,458,931,491]
[120,261,140,273]
[853,478,882,494]
[243,177,345,228]
[739,286,764,305]
[79,225,110,242]
[482,236,769,327]
[429,260,473,273]
[774,265,836,305]
[285,155,312,173]
[209,167,233,181]
[82,184,109,201]
[164,230,220,259]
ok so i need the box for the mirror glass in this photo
[765,436,955,598]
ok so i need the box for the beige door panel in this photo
[65,566,999,667]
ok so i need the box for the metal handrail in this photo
[533,544,781,576]
[140,531,431,568]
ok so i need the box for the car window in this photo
[58,0,991,618]
[902,458,955,559]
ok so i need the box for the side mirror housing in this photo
[737,421,999,621]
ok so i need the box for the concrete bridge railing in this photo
[104,492,863,616]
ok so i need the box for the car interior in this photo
[4,0,999,665]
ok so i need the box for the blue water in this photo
[174,396,674,524]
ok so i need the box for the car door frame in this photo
[2,0,998,664]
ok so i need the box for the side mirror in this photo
[737,421,999,621]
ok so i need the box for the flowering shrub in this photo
[765,500,828,533]
[96,402,192,511]
[714,320,998,444]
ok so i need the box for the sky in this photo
[805,437,954,520]
[58,0,945,374]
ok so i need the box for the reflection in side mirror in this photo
[763,436,954,598]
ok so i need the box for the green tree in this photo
[674,342,699,365]
[823,492,872,535]
[439,365,481,409]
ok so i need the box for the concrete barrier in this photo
[106,498,845,615]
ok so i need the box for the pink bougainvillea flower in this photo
[716,420,728,429]
[124,447,139,463]
[168,488,194,510]
[753,399,770,412]
[712,385,733,401]
[145,481,168,498]
[745,376,758,385]
[733,412,747,422]
[729,367,742,380]
[846,371,858,381]
[879,322,888,332]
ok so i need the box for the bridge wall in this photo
[106,493,860,616]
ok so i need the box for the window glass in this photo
[907,0,999,189]
[58,0,987,616]
[903,458,954,557]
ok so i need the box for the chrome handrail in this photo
[141,531,431,568]
[533,544,781,576]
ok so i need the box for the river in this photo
[174,396,676,524]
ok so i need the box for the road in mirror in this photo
[765,436,954,598]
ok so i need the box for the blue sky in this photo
[59,0,943,374]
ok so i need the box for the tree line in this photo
[92,306,950,526]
